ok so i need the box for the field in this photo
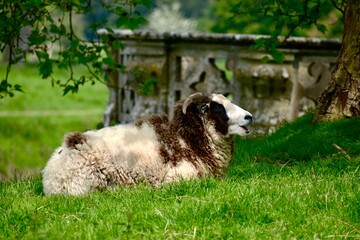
[0,64,108,178]
[0,64,359,239]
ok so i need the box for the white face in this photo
[211,94,253,136]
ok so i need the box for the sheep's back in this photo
[85,123,170,184]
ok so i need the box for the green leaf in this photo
[105,27,114,34]
[115,17,127,28]
[128,16,147,30]
[50,24,59,34]
[261,56,270,63]
[118,64,126,72]
[316,24,327,34]
[78,55,89,65]
[14,84,24,93]
[103,57,114,68]
[251,38,267,50]
[93,61,102,69]
[39,59,53,78]
[12,54,24,64]
[112,40,123,49]
[28,30,45,45]
[139,77,157,95]
[57,61,68,70]
[63,85,78,96]
[0,79,24,98]
[100,34,109,42]
[35,50,49,60]
[134,0,152,8]
[71,39,80,49]
[270,50,285,63]
[0,79,10,92]
[79,43,87,52]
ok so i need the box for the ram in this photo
[42,92,253,195]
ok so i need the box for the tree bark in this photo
[313,0,360,123]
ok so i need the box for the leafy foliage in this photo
[0,79,23,98]
[212,0,345,36]
[211,0,345,62]
[0,0,150,99]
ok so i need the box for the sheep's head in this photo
[182,92,253,136]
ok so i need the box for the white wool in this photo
[42,93,253,195]
[42,123,173,195]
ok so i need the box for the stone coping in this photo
[98,29,341,51]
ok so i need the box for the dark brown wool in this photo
[134,119,144,129]
[65,132,87,149]
[142,97,234,176]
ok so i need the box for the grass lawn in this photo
[0,63,108,111]
[0,64,108,177]
[0,64,359,239]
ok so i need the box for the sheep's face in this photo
[210,94,253,136]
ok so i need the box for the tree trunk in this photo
[313,0,360,123]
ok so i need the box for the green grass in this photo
[0,64,359,239]
[0,116,103,175]
[0,64,107,177]
[0,64,108,111]
[1,159,359,239]
[1,115,359,239]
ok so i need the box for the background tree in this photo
[210,0,359,121]
[2,0,359,122]
[313,0,360,122]
[0,0,150,98]
[210,0,343,38]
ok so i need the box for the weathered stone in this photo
[98,29,340,132]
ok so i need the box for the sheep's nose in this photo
[244,115,253,123]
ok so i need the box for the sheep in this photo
[42,92,253,195]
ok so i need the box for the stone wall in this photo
[99,30,340,132]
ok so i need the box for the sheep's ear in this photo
[182,92,212,114]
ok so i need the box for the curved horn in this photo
[182,92,212,114]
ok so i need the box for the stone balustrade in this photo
[98,29,341,132]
